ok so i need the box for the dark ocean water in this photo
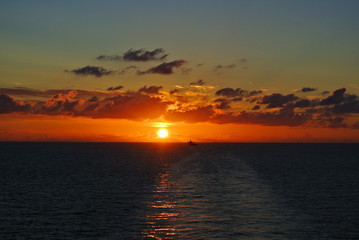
[0,142,358,239]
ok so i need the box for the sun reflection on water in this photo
[142,170,183,239]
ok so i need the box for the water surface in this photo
[1,143,358,239]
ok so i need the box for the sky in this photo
[0,0,358,142]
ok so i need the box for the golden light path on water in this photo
[142,170,182,239]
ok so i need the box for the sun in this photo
[157,128,168,138]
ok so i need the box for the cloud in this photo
[322,91,330,95]
[84,103,99,112]
[96,55,122,61]
[212,105,309,127]
[1,86,358,129]
[215,88,262,98]
[248,90,263,96]
[138,86,163,95]
[165,105,215,123]
[0,94,31,113]
[352,122,359,129]
[96,48,168,62]
[169,89,179,95]
[87,96,99,102]
[68,66,114,77]
[213,98,227,103]
[137,60,187,75]
[190,79,206,86]
[252,105,260,110]
[123,48,168,61]
[213,64,236,72]
[324,117,348,128]
[1,89,170,121]
[96,93,169,120]
[35,91,80,115]
[107,86,123,91]
[216,101,231,110]
[259,93,298,108]
[0,87,119,100]
[181,67,192,74]
[232,97,243,102]
[332,94,359,114]
[320,88,346,105]
[294,99,311,108]
[297,87,317,93]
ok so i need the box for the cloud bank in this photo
[1,86,358,129]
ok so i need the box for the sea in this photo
[1,142,358,239]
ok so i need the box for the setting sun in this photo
[157,128,168,138]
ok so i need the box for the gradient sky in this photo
[1,0,358,142]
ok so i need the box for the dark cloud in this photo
[88,96,99,102]
[212,105,309,127]
[297,87,317,93]
[213,64,236,72]
[138,60,187,75]
[35,91,80,115]
[249,90,263,96]
[332,94,359,114]
[84,103,99,112]
[169,89,179,95]
[0,94,31,113]
[138,86,163,95]
[96,55,122,61]
[96,48,168,62]
[123,48,168,61]
[215,88,262,98]
[107,85,123,91]
[326,117,348,128]
[322,91,330,95]
[232,97,243,102]
[215,88,238,97]
[259,93,298,108]
[252,105,260,110]
[68,66,114,77]
[213,98,227,103]
[190,79,206,86]
[294,99,311,108]
[352,122,359,129]
[216,101,231,110]
[320,88,346,105]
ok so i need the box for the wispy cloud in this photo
[213,64,236,72]
[97,48,168,62]
[215,87,262,98]
[137,60,188,75]
[190,79,206,86]
[67,66,114,77]
[107,86,123,91]
[296,87,317,93]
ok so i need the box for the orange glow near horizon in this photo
[0,114,358,142]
